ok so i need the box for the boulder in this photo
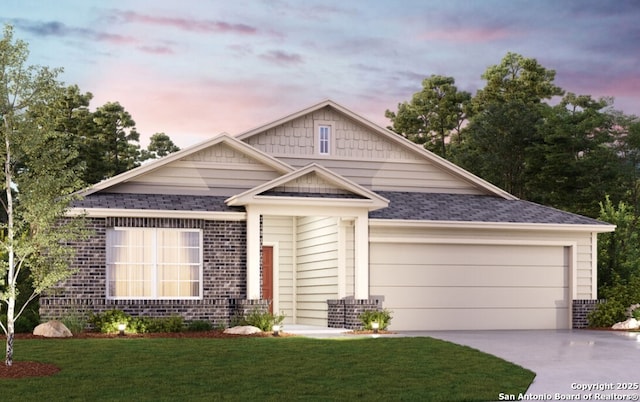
[223,325,262,335]
[33,320,73,338]
[612,318,640,330]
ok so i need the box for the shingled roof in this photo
[370,191,610,226]
[73,191,610,227]
[71,193,243,212]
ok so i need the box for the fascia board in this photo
[369,218,616,233]
[67,207,247,221]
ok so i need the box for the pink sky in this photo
[4,0,640,148]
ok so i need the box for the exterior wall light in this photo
[118,323,126,337]
[272,324,281,337]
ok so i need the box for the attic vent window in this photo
[319,125,331,155]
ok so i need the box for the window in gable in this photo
[319,125,331,155]
[106,228,202,300]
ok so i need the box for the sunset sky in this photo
[3,0,640,147]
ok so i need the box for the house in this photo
[40,100,615,331]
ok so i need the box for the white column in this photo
[353,211,369,299]
[246,207,261,300]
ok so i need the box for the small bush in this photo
[359,309,393,330]
[587,300,627,328]
[145,316,184,333]
[187,320,213,332]
[60,307,89,335]
[234,308,285,332]
[89,310,132,334]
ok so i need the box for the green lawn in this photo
[1,336,534,401]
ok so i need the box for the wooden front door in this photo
[261,246,274,313]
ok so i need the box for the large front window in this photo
[106,228,202,299]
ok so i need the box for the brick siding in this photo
[572,299,604,329]
[40,217,261,328]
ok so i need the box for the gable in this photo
[264,171,362,197]
[238,101,511,197]
[226,163,389,210]
[91,135,293,197]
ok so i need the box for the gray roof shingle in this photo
[73,191,610,226]
[71,193,243,212]
[370,191,609,225]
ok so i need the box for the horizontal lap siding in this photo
[295,216,339,325]
[262,216,294,323]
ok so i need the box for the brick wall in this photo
[40,217,256,327]
[327,297,383,329]
[572,299,604,328]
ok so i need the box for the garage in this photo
[370,242,570,330]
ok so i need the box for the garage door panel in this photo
[371,244,566,267]
[391,308,570,331]
[372,286,568,309]
[370,242,570,330]
[371,264,568,288]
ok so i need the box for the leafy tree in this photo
[0,24,88,366]
[454,53,564,198]
[597,197,640,289]
[526,93,621,217]
[85,102,141,183]
[140,132,180,161]
[386,75,471,157]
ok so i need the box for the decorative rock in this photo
[223,325,262,335]
[612,318,640,330]
[33,320,73,338]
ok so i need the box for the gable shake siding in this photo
[40,217,248,326]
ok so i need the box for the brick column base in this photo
[327,297,384,329]
[572,299,604,329]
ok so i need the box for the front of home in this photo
[40,100,615,330]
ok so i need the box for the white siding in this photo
[242,107,486,194]
[106,143,283,196]
[262,216,295,323]
[295,216,339,326]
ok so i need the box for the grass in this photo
[1,336,534,401]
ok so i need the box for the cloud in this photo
[137,45,175,55]
[419,27,513,43]
[12,19,137,45]
[259,50,303,65]
[107,10,257,35]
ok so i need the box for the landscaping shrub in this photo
[589,275,640,328]
[144,315,184,333]
[359,309,393,330]
[187,320,213,332]
[233,308,285,331]
[588,299,627,328]
[60,306,89,335]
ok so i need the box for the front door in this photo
[261,246,274,313]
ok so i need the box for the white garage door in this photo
[370,243,570,330]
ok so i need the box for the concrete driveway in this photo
[412,330,640,399]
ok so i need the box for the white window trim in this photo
[314,120,334,156]
[106,227,204,300]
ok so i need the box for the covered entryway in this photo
[370,242,571,330]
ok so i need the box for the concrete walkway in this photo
[287,327,640,399]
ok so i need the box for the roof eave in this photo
[369,218,616,233]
